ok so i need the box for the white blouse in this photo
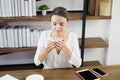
[34,30,81,69]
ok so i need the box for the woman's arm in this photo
[68,34,82,68]
[38,41,56,62]
[34,31,45,66]
[34,31,56,66]
[55,33,81,68]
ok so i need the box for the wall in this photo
[106,0,120,65]
[36,0,83,11]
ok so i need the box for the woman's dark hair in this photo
[51,7,69,21]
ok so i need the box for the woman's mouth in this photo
[56,30,61,33]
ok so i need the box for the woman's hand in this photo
[38,41,56,62]
[46,41,56,53]
[55,41,66,50]
[55,41,72,59]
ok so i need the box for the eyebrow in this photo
[51,22,65,23]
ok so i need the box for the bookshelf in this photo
[0,0,112,66]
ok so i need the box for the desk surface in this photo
[0,65,120,80]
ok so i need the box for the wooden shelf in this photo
[0,47,36,54]
[78,37,108,48]
[0,20,7,25]
[86,15,111,20]
[0,37,108,54]
[0,12,111,23]
[0,20,5,23]
[83,60,102,66]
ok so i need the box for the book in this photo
[88,0,96,16]
[20,0,25,16]
[1,0,6,17]
[26,26,31,47]
[33,28,37,46]
[88,0,100,16]
[6,27,12,47]
[0,0,4,17]
[10,27,15,47]
[2,27,8,47]
[14,27,19,47]
[94,0,100,16]
[18,0,21,17]
[30,28,34,47]
[8,0,12,17]
[11,0,15,17]
[18,26,23,47]
[14,0,18,17]
[32,0,36,16]
[28,0,33,17]
[22,26,27,47]
[0,27,4,48]
[0,0,2,17]
[25,0,29,16]
[99,0,112,16]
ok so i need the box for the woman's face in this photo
[51,15,68,35]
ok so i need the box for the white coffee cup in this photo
[26,74,44,80]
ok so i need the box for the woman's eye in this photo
[60,23,64,26]
[53,23,56,26]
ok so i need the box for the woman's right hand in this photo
[46,41,56,53]
[38,41,56,62]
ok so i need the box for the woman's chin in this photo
[57,32,62,35]
[56,34,60,36]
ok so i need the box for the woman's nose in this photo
[56,24,61,29]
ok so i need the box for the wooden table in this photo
[0,65,120,80]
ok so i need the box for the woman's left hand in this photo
[56,41,72,59]
[55,41,66,50]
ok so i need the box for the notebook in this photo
[0,74,19,80]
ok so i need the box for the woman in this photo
[34,7,81,69]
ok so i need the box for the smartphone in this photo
[92,68,108,77]
[76,69,100,80]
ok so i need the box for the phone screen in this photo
[92,68,108,76]
[77,70,99,80]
